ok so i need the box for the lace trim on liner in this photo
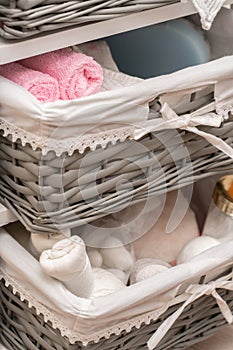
[216,105,233,121]
[191,0,226,30]
[0,105,230,157]
[0,118,135,156]
[0,269,173,346]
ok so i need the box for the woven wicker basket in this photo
[1,280,233,350]
[1,227,233,350]
[1,11,233,350]
[0,0,178,40]
[1,118,233,235]
[1,51,233,234]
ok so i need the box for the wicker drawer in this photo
[1,221,233,350]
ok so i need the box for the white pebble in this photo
[130,258,170,284]
[177,236,220,264]
[135,264,169,283]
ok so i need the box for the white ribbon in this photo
[147,276,233,350]
[133,102,233,159]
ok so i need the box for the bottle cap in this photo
[213,175,233,217]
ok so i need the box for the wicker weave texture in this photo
[0,113,233,234]
[0,0,178,39]
[0,85,233,234]
[1,279,233,350]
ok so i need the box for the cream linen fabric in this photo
[76,41,119,73]
[0,67,145,137]
[1,227,233,344]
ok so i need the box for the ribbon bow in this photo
[133,102,233,159]
[147,276,233,350]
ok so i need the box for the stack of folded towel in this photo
[0,47,103,103]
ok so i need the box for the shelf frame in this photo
[0,0,198,64]
[0,0,232,64]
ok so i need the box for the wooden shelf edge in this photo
[0,0,198,64]
[0,0,232,63]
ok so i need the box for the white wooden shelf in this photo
[0,0,198,64]
[0,0,232,64]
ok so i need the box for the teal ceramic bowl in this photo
[106,19,210,78]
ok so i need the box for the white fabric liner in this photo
[1,227,233,346]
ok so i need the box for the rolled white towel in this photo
[39,236,94,298]
[91,267,126,298]
[29,229,71,259]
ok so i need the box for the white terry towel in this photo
[40,235,94,298]
[91,268,126,299]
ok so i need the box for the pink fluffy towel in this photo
[0,62,59,103]
[20,48,104,100]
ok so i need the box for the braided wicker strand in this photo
[1,279,233,350]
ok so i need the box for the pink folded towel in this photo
[20,48,104,100]
[0,62,59,103]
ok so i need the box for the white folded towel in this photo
[39,236,94,298]
[91,268,126,298]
